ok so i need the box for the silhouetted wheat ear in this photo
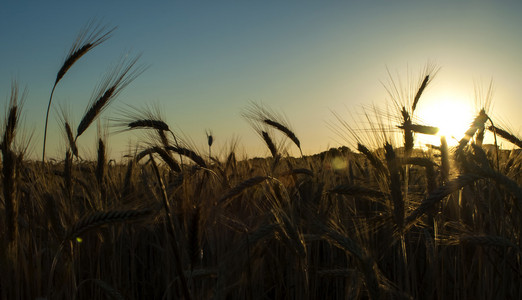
[64,122,78,157]
[43,22,115,162]
[406,174,481,225]
[96,138,106,187]
[3,83,21,149]
[63,149,73,201]
[440,136,449,183]
[328,184,385,198]
[385,143,403,231]
[122,160,134,197]
[2,83,21,243]
[225,151,237,173]
[136,147,181,172]
[206,129,213,159]
[155,146,182,172]
[401,107,414,155]
[166,146,207,168]
[3,105,17,149]
[219,176,269,203]
[55,21,115,85]
[357,143,387,176]
[128,119,170,131]
[263,119,302,154]
[77,86,115,138]
[157,129,170,149]
[398,123,439,135]
[488,125,522,149]
[457,109,489,152]
[262,131,278,158]
[76,55,144,139]
[66,209,153,240]
[206,130,214,147]
[412,75,429,113]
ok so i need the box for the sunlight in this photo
[416,97,474,146]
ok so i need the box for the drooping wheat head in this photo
[243,101,302,156]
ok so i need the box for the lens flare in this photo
[416,97,473,146]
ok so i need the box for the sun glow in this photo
[416,97,474,146]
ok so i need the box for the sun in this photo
[415,97,474,146]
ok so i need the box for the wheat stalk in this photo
[148,155,192,300]
[440,136,450,184]
[63,150,73,202]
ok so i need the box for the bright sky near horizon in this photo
[1,1,522,160]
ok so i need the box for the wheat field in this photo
[1,23,522,300]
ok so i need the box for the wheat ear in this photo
[411,75,429,113]
[65,209,153,240]
[397,123,439,135]
[128,119,170,131]
[406,174,480,225]
[43,21,115,162]
[2,82,22,243]
[488,125,522,149]
[135,147,181,172]
[76,55,144,139]
[219,176,269,203]
[328,184,385,198]
[357,143,387,177]
[457,109,489,153]
[166,146,207,168]
[263,119,302,156]
[385,143,404,231]
[261,131,278,158]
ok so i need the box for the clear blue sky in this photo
[1,1,522,159]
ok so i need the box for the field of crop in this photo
[1,22,522,300]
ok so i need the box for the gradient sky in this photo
[1,1,521,160]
